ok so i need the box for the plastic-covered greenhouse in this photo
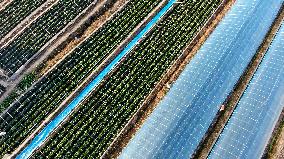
[209,20,284,159]
[119,0,284,158]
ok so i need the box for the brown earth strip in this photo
[264,109,284,159]
[100,0,236,158]
[37,0,128,77]
[193,4,284,159]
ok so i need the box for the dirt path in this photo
[275,123,284,159]
[271,118,284,159]
[0,0,59,48]
[38,0,127,76]
[100,0,236,158]
[265,109,284,159]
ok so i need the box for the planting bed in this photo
[31,0,222,158]
[0,0,162,157]
[0,0,47,39]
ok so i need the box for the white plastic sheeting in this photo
[209,22,284,159]
[119,0,284,158]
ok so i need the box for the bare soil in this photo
[267,111,284,159]
[275,131,284,159]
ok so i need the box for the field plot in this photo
[0,0,97,76]
[0,0,163,157]
[0,0,47,39]
[119,0,284,158]
[209,22,284,159]
[17,1,176,158]
[28,0,223,158]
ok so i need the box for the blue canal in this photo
[16,0,176,158]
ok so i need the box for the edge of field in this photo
[264,110,284,159]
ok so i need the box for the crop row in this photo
[0,0,47,39]
[31,0,222,158]
[0,0,96,76]
[0,0,162,157]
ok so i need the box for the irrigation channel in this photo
[16,0,176,158]
[209,20,284,159]
[119,0,284,158]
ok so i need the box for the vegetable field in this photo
[1,0,277,158]
[0,0,47,39]
[30,0,222,158]
[0,0,96,76]
[0,0,162,157]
